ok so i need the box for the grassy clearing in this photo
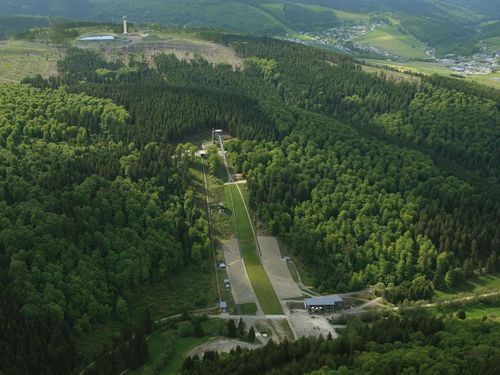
[364,59,500,89]
[433,274,500,302]
[128,319,225,375]
[437,303,500,321]
[159,319,225,374]
[465,71,500,89]
[226,184,283,315]
[361,64,421,83]
[355,25,428,59]
[239,303,258,315]
[478,36,500,52]
[237,183,268,235]
[298,3,369,23]
[364,58,451,75]
[432,292,500,322]
[332,8,370,23]
[76,27,244,68]
[0,40,61,82]
[294,261,316,289]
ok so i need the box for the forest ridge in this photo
[0,15,498,375]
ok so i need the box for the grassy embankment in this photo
[226,183,283,315]
[433,274,500,302]
[430,274,500,321]
[127,319,226,375]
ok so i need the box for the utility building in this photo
[304,296,344,313]
[219,300,227,313]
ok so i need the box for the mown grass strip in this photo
[228,184,283,315]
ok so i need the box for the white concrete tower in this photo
[122,16,128,35]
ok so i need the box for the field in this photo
[433,274,500,302]
[262,2,368,27]
[478,36,500,53]
[226,184,283,315]
[127,319,226,375]
[0,25,244,84]
[364,59,500,89]
[0,40,62,82]
[432,294,500,322]
[355,24,429,59]
[360,63,421,83]
[299,3,369,23]
[437,303,500,321]
[332,8,370,23]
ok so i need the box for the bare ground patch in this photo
[78,35,243,69]
[0,40,63,82]
[187,338,261,358]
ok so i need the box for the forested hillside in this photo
[3,0,499,54]
[0,16,51,40]
[34,35,499,296]
[0,84,212,373]
[182,309,500,374]
[3,27,499,373]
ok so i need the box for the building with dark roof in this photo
[304,296,344,313]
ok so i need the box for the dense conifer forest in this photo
[2,30,499,373]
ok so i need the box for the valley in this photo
[0,4,499,374]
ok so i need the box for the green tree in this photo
[115,297,129,323]
[227,319,236,338]
[178,321,195,337]
[445,268,463,288]
[248,326,256,342]
[237,318,246,336]
[193,321,204,338]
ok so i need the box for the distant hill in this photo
[2,0,499,55]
